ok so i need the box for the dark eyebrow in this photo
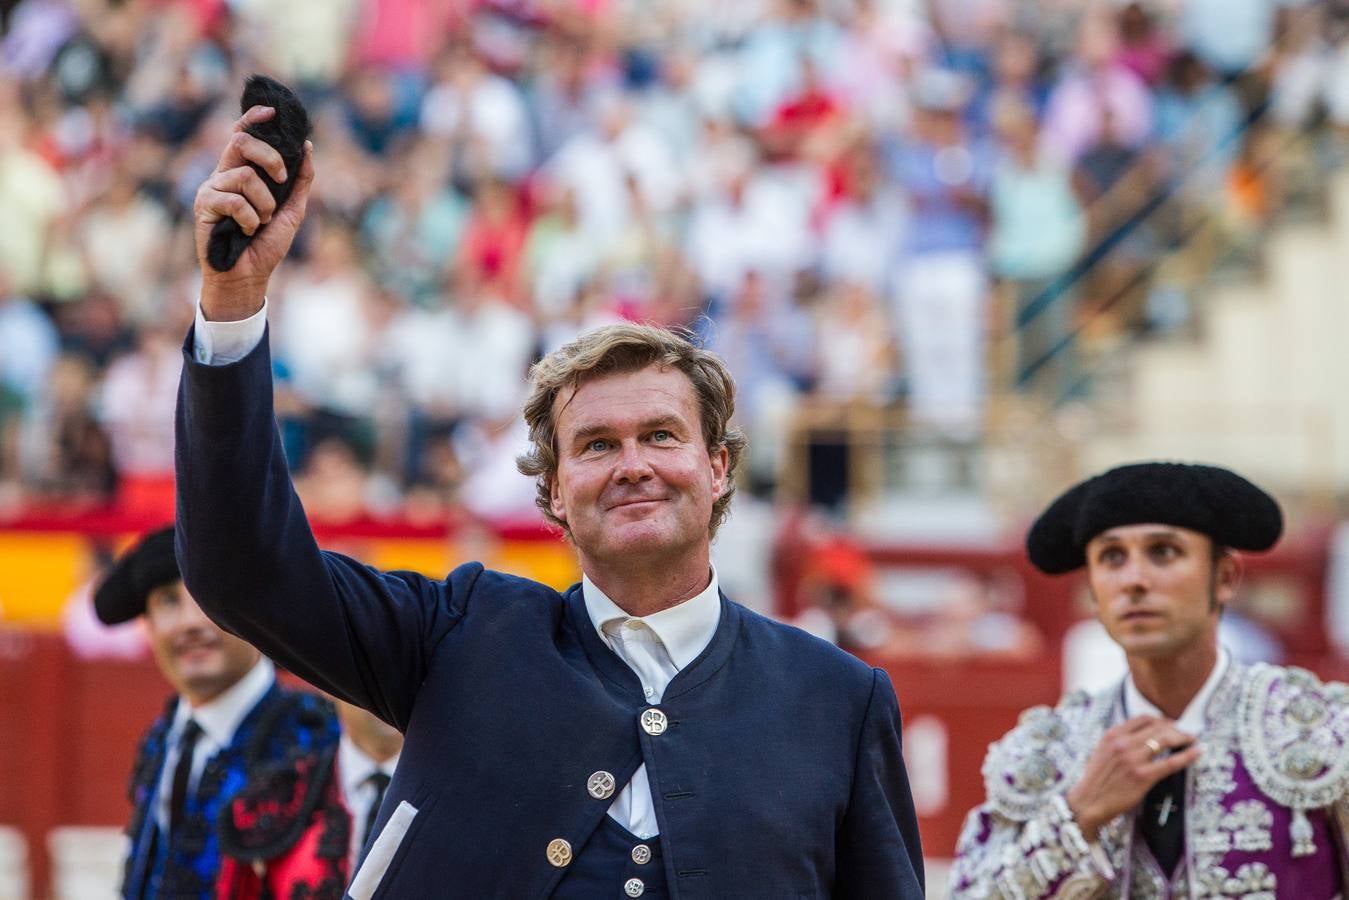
[569,415,684,444]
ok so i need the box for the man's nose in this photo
[613,441,654,483]
[1119,555,1151,595]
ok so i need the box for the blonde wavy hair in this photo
[517,323,747,538]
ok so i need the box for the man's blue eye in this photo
[653,431,671,441]
[588,440,608,452]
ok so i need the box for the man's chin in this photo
[597,522,679,559]
[174,663,229,696]
[1116,632,1181,660]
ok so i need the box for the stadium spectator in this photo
[0,78,65,296]
[522,184,603,322]
[1153,51,1245,203]
[98,314,184,519]
[271,213,379,468]
[25,353,116,504]
[0,267,59,487]
[1114,2,1171,88]
[710,268,814,489]
[420,40,533,181]
[1073,104,1163,337]
[1040,8,1154,166]
[358,136,468,307]
[818,137,908,296]
[988,97,1086,395]
[888,67,992,438]
[812,279,898,402]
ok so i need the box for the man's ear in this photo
[549,476,567,524]
[708,444,729,500]
[1213,550,1243,612]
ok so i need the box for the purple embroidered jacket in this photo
[949,662,1349,898]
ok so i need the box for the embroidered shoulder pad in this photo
[1240,663,1349,812]
[217,744,338,861]
[982,688,1111,822]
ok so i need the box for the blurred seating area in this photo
[2,0,1346,530]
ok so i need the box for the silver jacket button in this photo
[640,708,668,735]
[546,838,573,867]
[630,843,652,865]
[587,770,617,800]
[624,877,646,897]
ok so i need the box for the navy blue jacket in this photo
[174,330,925,899]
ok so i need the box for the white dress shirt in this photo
[157,658,275,831]
[1121,647,1231,736]
[582,571,721,839]
[193,305,727,838]
[338,735,400,871]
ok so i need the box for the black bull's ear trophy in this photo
[205,74,312,272]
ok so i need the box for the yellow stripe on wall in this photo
[0,533,94,628]
[0,531,579,629]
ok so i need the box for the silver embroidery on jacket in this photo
[950,662,1349,899]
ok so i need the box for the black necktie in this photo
[1139,768,1186,877]
[169,719,203,839]
[363,771,392,849]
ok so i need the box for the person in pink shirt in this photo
[1040,9,1154,165]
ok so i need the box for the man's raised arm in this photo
[176,106,462,730]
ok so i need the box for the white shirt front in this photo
[1122,648,1231,736]
[583,571,721,839]
[157,658,275,831]
[338,735,400,871]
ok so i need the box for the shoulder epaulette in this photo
[983,688,1113,822]
[1239,663,1349,856]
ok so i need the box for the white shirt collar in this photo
[1123,647,1230,735]
[173,657,275,747]
[582,568,722,670]
[339,734,399,801]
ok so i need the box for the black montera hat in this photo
[1026,462,1283,575]
[93,526,180,625]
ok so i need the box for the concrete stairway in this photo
[1079,169,1349,499]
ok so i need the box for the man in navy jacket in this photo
[177,103,924,899]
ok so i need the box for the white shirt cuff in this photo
[193,299,268,365]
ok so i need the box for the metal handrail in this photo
[1013,88,1275,397]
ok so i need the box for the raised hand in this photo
[193,105,314,321]
[1065,715,1201,840]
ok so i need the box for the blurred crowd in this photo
[1,0,1347,527]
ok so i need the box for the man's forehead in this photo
[553,365,696,430]
[1089,523,1208,544]
[144,579,197,612]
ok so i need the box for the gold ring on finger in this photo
[1144,737,1163,757]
